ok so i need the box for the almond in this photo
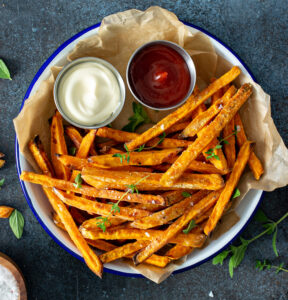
[0,206,14,218]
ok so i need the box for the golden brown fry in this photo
[96,127,193,149]
[88,148,182,167]
[82,168,224,191]
[181,99,224,138]
[130,203,164,212]
[0,159,4,168]
[125,67,241,151]
[160,83,252,185]
[100,240,149,263]
[65,126,98,156]
[99,240,171,267]
[51,112,70,180]
[204,141,253,235]
[28,136,54,177]
[165,122,191,135]
[131,190,210,229]
[81,217,127,231]
[76,130,97,158]
[45,187,103,277]
[53,189,151,221]
[20,171,165,205]
[234,113,264,180]
[80,227,206,248]
[165,244,193,260]
[53,212,66,230]
[133,189,222,264]
[0,206,14,218]
[223,117,236,169]
[162,190,186,206]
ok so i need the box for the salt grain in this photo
[145,232,150,237]
[160,124,165,130]
[209,291,214,298]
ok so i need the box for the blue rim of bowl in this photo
[15,20,262,278]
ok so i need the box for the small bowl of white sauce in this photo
[54,57,125,128]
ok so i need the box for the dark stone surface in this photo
[0,1,287,299]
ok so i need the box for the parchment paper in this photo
[13,6,288,283]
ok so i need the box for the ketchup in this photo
[128,44,191,108]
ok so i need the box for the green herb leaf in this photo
[182,191,192,198]
[73,173,82,188]
[69,147,77,156]
[215,145,222,149]
[0,178,5,190]
[276,262,284,274]
[0,59,12,80]
[254,209,269,223]
[272,227,279,257]
[228,243,247,278]
[122,102,151,132]
[137,144,145,152]
[96,216,110,232]
[232,188,241,199]
[9,209,24,239]
[183,220,196,234]
[205,149,213,155]
[213,154,220,160]
[223,140,229,145]
[212,250,230,265]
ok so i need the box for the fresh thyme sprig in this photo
[96,175,150,231]
[255,260,288,273]
[112,132,166,164]
[205,126,240,160]
[183,219,197,234]
[212,209,288,278]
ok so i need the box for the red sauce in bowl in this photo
[128,44,191,109]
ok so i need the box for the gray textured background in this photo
[0,1,287,299]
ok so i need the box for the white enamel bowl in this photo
[15,21,263,277]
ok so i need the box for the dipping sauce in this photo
[128,44,191,109]
[57,61,121,126]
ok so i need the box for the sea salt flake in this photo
[145,232,150,237]
[160,124,165,130]
[209,291,214,298]
[237,125,241,132]
[151,200,155,204]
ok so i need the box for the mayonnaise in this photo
[57,61,121,126]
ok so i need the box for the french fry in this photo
[133,189,222,264]
[100,240,149,263]
[79,227,206,248]
[125,67,241,151]
[0,206,14,218]
[234,113,264,180]
[20,171,165,205]
[53,212,66,230]
[81,217,127,231]
[165,244,193,260]
[223,117,236,169]
[180,99,224,138]
[65,126,98,156]
[210,77,223,105]
[130,203,164,212]
[44,188,103,277]
[162,190,186,206]
[131,190,210,229]
[100,240,171,267]
[53,189,151,221]
[51,112,70,180]
[165,121,191,135]
[88,148,182,167]
[82,168,224,191]
[160,83,252,185]
[76,130,97,158]
[204,141,253,235]
[28,137,54,177]
[96,127,193,149]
